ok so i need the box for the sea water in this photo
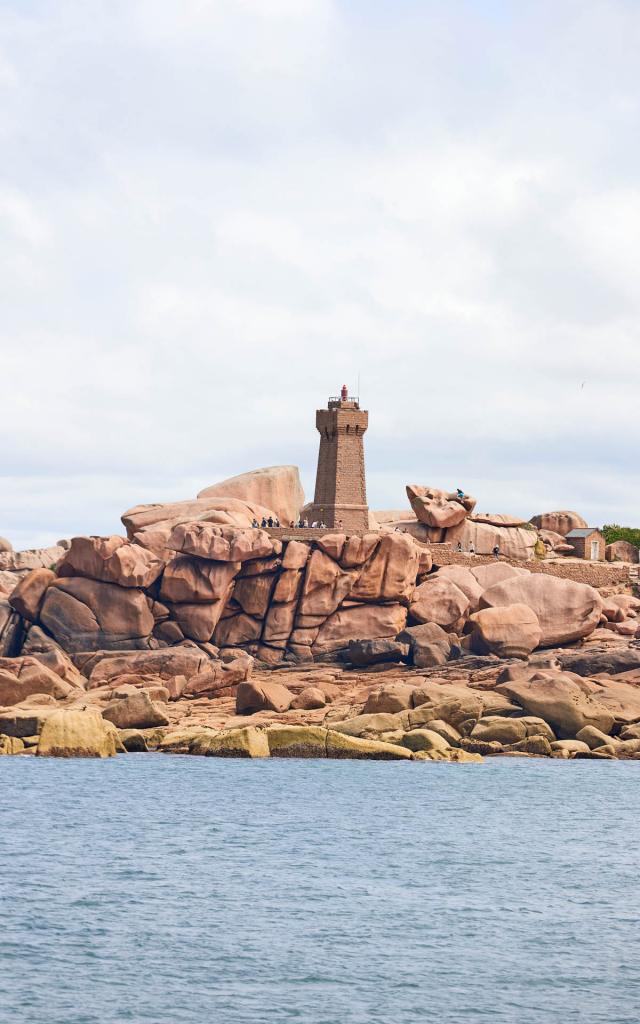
[1,755,639,1024]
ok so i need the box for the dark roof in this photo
[565,528,601,538]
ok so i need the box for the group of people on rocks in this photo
[456,540,501,559]
[251,517,337,530]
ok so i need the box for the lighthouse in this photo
[307,386,369,532]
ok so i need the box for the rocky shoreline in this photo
[1,469,639,762]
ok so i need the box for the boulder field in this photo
[0,466,639,761]
[0,520,638,760]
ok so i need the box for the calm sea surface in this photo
[1,755,639,1024]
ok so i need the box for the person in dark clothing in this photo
[267,517,274,528]
[261,517,267,528]
[493,545,500,559]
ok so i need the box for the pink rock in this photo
[290,686,326,710]
[406,485,476,528]
[236,679,293,714]
[0,656,74,704]
[605,540,639,563]
[297,550,358,617]
[350,533,419,604]
[9,568,55,623]
[313,603,407,654]
[528,511,588,537]
[435,566,483,611]
[168,523,276,563]
[480,574,602,647]
[281,541,311,570]
[197,465,305,526]
[409,577,470,629]
[40,578,155,653]
[468,604,542,659]
[57,536,164,588]
[160,556,239,603]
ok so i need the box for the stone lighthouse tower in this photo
[308,385,369,532]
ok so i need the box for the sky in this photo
[1,0,640,549]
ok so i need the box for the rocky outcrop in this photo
[37,709,118,758]
[528,511,588,536]
[406,485,476,528]
[0,656,75,704]
[39,577,155,653]
[606,540,639,563]
[447,520,537,560]
[8,568,55,622]
[496,671,615,738]
[57,536,164,589]
[197,465,304,526]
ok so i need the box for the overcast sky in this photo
[1,0,639,549]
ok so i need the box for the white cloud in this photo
[1,0,640,547]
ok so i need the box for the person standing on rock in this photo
[456,541,463,552]
[493,544,500,559]
[251,518,259,528]
[469,541,475,555]
[267,516,274,528]
[261,517,267,528]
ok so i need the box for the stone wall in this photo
[430,544,632,588]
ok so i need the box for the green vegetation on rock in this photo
[602,524,640,547]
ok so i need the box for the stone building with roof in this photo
[565,527,605,561]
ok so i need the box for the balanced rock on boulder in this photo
[406,485,475,528]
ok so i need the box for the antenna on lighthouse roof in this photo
[357,370,360,402]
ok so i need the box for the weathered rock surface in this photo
[447,520,537,561]
[57,536,164,588]
[0,656,74,704]
[407,485,475,528]
[529,511,589,536]
[480,574,602,646]
[409,576,469,629]
[468,604,542,659]
[191,726,270,758]
[198,465,305,526]
[236,679,293,714]
[37,709,118,758]
[8,568,55,622]
[605,540,639,563]
[83,647,210,686]
[313,603,407,654]
[496,671,614,738]
[168,522,276,563]
[40,578,154,652]
[102,691,170,730]
[347,639,409,667]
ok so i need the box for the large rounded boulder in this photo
[468,604,542,659]
[528,511,588,536]
[198,466,304,526]
[409,576,469,629]
[480,574,602,646]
